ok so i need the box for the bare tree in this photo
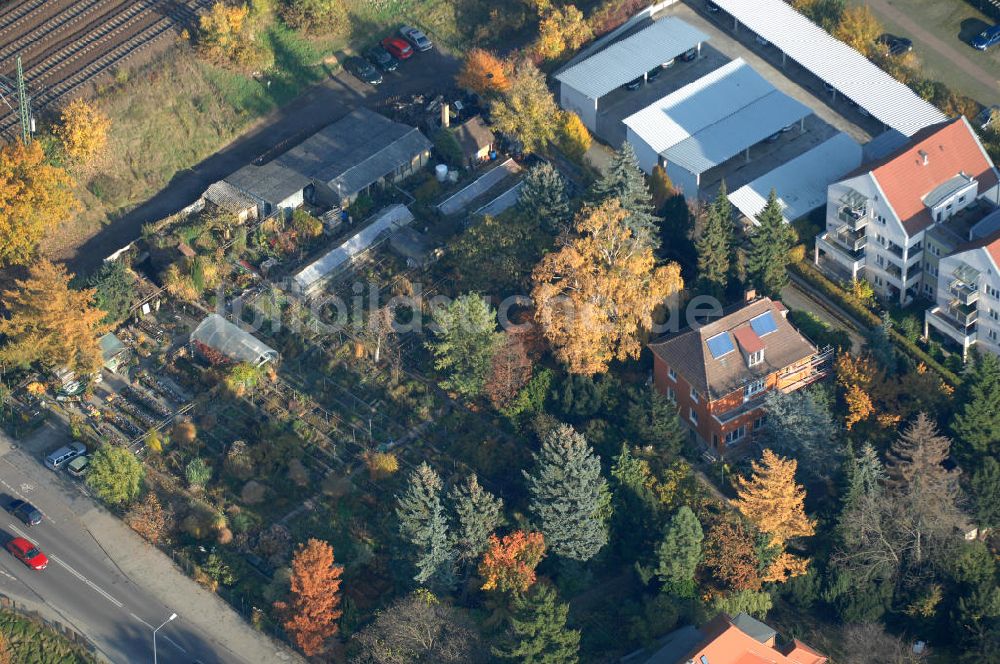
[351,590,485,664]
[362,305,397,365]
[839,623,923,664]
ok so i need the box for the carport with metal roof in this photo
[709,0,947,137]
[623,58,812,198]
[555,17,709,131]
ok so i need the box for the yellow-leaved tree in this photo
[0,259,106,374]
[56,98,111,167]
[535,4,593,61]
[734,449,814,582]
[532,198,683,375]
[0,140,78,267]
[836,353,878,430]
[558,111,591,163]
[833,5,883,57]
[489,58,561,154]
[456,49,510,96]
[197,1,272,71]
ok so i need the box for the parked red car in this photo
[7,537,48,570]
[381,37,413,60]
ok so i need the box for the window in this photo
[876,254,885,267]
[724,426,746,446]
[744,377,765,400]
[988,285,1000,299]
[668,368,677,382]
[991,309,999,322]
[690,387,699,403]
[747,350,764,367]
[666,386,676,401]
[990,329,998,342]
[689,408,698,425]
[753,416,766,430]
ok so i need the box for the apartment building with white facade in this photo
[814,117,1000,307]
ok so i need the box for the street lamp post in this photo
[153,612,177,664]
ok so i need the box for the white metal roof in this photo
[711,0,947,136]
[624,58,810,174]
[664,90,811,173]
[623,59,773,154]
[729,132,863,224]
[555,17,708,100]
[293,204,414,292]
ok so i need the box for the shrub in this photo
[433,128,464,168]
[241,480,268,504]
[185,458,212,488]
[364,451,399,479]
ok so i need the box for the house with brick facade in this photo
[648,295,832,455]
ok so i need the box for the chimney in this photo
[919,149,929,166]
[744,289,757,303]
[441,103,450,128]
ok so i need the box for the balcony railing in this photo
[885,262,903,280]
[928,306,978,342]
[837,206,870,230]
[835,226,866,252]
[820,233,865,262]
[777,346,834,394]
[713,394,767,426]
[950,280,979,305]
[887,242,904,259]
[949,301,979,327]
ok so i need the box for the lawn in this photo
[0,608,97,664]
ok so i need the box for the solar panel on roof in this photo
[706,332,735,358]
[750,312,778,336]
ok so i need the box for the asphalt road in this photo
[66,47,460,276]
[0,432,235,664]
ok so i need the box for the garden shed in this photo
[190,314,279,367]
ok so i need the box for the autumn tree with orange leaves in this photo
[457,49,510,96]
[532,199,683,375]
[275,539,343,656]
[0,260,105,374]
[0,140,78,267]
[702,517,762,591]
[836,353,878,430]
[735,449,815,582]
[479,531,545,594]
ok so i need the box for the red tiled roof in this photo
[868,117,998,235]
[733,326,765,353]
[781,639,828,664]
[679,614,828,664]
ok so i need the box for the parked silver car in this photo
[399,25,433,51]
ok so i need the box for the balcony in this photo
[949,301,979,327]
[927,305,977,346]
[837,206,870,230]
[905,264,923,287]
[835,226,867,252]
[950,280,979,306]
[777,346,835,393]
[885,262,903,281]
[887,242,904,259]
[713,394,767,426]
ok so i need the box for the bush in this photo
[786,309,852,352]
[433,128,464,168]
[185,458,212,488]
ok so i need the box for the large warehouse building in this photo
[623,58,811,197]
[554,17,709,132]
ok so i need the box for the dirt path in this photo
[864,0,999,98]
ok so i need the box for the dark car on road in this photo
[345,56,383,85]
[877,33,912,56]
[366,46,398,72]
[9,500,42,527]
[973,24,1000,51]
[6,537,47,570]
[382,36,414,60]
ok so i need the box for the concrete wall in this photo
[559,85,598,132]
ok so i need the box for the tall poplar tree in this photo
[524,424,609,561]
[396,463,455,588]
[589,142,660,248]
[695,183,734,298]
[746,189,795,296]
[494,583,581,664]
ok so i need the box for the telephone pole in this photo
[16,55,31,144]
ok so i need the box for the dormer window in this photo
[748,349,764,366]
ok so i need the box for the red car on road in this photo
[381,37,413,60]
[7,537,48,570]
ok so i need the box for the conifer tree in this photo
[427,294,504,398]
[654,506,703,597]
[449,474,504,569]
[952,351,1000,461]
[746,189,795,296]
[519,163,573,235]
[695,183,734,298]
[396,463,455,588]
[589,142,660,248]
[627,387,685,463]
[494,583,581,664]
[763,387,840,479]
[610,445,659,559]
[970,457,1000,529]
[885,413,958,498]
[524,424,609,561]
[274,539,343,656]
[735,449,815,547]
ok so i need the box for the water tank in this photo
[435,164,448,182]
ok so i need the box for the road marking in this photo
[129,612,189,654]
[7,523,123,608]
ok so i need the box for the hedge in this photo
[789,262,961,387]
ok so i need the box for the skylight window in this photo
[706,332,735,358]
[749,311,778,336]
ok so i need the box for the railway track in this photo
[0,0,117,66]
[0,0,49,40]
[0,0,209,137]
